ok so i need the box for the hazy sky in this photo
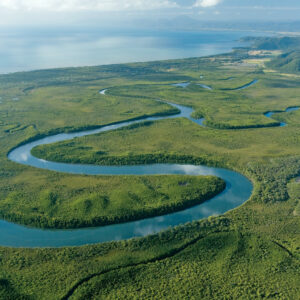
[0,0,299,27]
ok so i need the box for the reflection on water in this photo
[0,161,252,248]
[234,79,258,90]
[5,100,253,248]
[20,153,29,162]
[0,28,252,74]
[171,82,191,88]
[197,83,213,90]
[99,89,107,95]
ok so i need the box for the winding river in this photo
[234,79,259,90]
[4,98,254,248]
[5,78,300,248]
[171,78,258,91]
[264,106,300,127]
[197,83,213,90]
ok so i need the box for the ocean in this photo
[0,28,265,74]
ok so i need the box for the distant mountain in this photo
[267,51,300,73]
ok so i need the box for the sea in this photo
[0,28,267,74]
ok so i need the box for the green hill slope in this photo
[242,36,300,51]
[267,51,300,73]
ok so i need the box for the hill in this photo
[267,51,300,73]
[242,36,300,51]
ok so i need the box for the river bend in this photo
[5,100,253,247]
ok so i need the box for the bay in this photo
[0,28,263,74]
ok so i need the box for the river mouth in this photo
[5,100,253,248]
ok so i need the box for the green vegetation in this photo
[0,172,224,229]
[0,36,300,298]
[267,50,300,74]
[242,36,300,51]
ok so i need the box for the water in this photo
[171,82,191,88]
[286,107,300,113]
[171,82,212,90]
[99,89,107,95]
[197,83,213,90]
[1,29,261,247]
[264,106,300,127]
[0,167,252,248]
[0,28,256,74]
[6,100,253,248]
[234,79,259,90]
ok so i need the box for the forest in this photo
[0,36,300,299]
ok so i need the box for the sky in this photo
[0,0,299,28]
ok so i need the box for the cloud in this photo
[0,0,179,11]
[193,0,222,8]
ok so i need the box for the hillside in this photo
[267,50,300,73]
[242,36,300,51]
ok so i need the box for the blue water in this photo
[197,83,213,90]
[0,29,256,74]
[235,79,259,90]
[171,82,191,88]
[171,82,212,90]
[1,28,263,247]
[224,79,259,91]
[264,106,300,127]
[6,100,253,248]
